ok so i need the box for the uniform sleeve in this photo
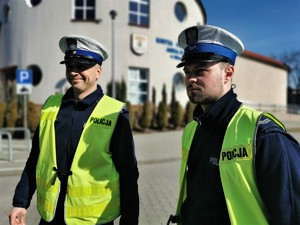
[255,117,300,225]
[12,126,40,209]
[110,107,139,225]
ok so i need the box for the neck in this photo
[201,104,211,113]
[73,85,97,101]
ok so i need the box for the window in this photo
[3,4,10,23]
[129,0,150,27]
[173,72,185,92]
[25,0,42,8]
[128,67,149,104]
[174,2,187,22]
[27,65,42,86]
[73,0,95,21]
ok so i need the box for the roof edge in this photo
[241,50,289,71]
[196,0,207,24]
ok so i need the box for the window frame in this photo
[128,0,150,28]
[72,0,97,22]
[127,67,149,104]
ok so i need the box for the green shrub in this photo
[27,101,41,135]
[106,78,127,102]
[0,102,6,128]
[140,101,152,131]
[169,85,184,129]
[184,101,196,124]
[156,101,168,130]
[171,101,184,129]
[151,86,157,128]
[5,100,18,128]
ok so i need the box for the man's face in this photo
[183,61,232,108]
[65,61,102,97]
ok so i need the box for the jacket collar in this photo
[62,85,104,107]
[193,89,241,128]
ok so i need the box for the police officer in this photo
[9,35,139,225]
[169,25,300,225]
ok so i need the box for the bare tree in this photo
[273,50,300,89]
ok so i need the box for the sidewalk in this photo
[0,131,183,225]
[0,139,31,176]
[1,111,300,225]
[2,111,300,173]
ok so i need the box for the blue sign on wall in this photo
[16,69,32,84]
[16,69,32,94]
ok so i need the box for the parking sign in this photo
[16,69,32,95]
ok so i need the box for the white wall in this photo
[0,0,288,109]
[235,56,287,108]
[0,0,205,106]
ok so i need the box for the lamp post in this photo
[109,10,117,98]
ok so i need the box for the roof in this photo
[241,50,289,71]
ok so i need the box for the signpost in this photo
[16,69,32,128]
[16,69,32,95]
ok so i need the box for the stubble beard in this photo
[188,92,213,105]
[187,85,224,105]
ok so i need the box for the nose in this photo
[186,76,197,84]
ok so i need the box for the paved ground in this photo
[1,111,300,225]
[0,131,182,225]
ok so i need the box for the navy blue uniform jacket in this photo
[180,89,300,225]
[12,85,139,225]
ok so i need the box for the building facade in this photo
[235,50,288,110]
[0,0,288,111]
[0,0,205,107]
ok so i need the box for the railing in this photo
[243,102,300,115]
[241,101,287,113]
[0,131,13,161]
[287,104,300,114]
[0,127,31,162]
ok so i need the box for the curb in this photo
[0,167,23,176]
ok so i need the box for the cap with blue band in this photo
[65,49,104,65]
[59,34,108,65]
[177,25,244,68]
[183,43,237,64]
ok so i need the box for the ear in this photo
[96,65,102,80]
[224,64,234,82]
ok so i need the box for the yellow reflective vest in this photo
[177,105,285,225]
[36,94,124,224]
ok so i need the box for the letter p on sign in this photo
[16,69,32,95]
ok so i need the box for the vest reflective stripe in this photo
[220,106,268,225]
[36,95,124,224]
[37,95,62,221]
[177,105,285,224]
[176,121,198,215]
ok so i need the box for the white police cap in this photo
[177,25,244,67]
[59,34,108,65]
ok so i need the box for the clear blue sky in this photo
[201,0,300,58]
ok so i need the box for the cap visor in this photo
[60,57,98,65]
[176,59,221,68]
